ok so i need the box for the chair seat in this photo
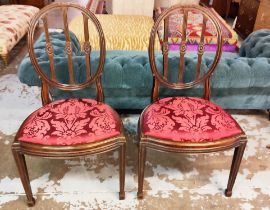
[142,97,243,142]
[17,99,121,145]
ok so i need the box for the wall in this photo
[154,0,200,7]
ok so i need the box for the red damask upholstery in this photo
[142,97,243,142]
[17,99,121,145]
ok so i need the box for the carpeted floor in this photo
[0,73,270,210]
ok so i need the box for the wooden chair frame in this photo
[0,53,9,66]
[137,4,247,199]
[11,3,126,206]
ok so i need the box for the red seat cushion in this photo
[17,99,121,145]
[142,97,243,142]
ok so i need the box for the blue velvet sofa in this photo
[18,29,270,110]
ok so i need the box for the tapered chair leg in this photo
[119,143,126,200]
[225,140,247,197]
[12,148,35,207]
[2,54,9,66]
[137,143,146,199]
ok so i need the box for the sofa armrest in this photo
[239,29,270,58]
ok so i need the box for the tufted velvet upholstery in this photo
[142,97,243,142]
[17,99,121,145]
[33,31,82,57]
[240,29,270,58]
[18,30,270,109]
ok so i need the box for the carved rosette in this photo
[198,43,204,55]
[83,42,91,55]
[65,42,72,55]
[180,42,186,54]
[46,43,54,55]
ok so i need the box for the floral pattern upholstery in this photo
[142,97,243,142]
[0,5,39,55]
[17,99,121,145]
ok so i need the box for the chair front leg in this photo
[12,148,35,207]
[119,143,126,200]
[225,140,247,197]
[137,142,147,199]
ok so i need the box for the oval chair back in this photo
[149,5,223,102]
[28,3,106,105]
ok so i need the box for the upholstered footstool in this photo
[0,5,39,65]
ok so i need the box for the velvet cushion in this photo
[17,99,121,145]
[142,97,243,142]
